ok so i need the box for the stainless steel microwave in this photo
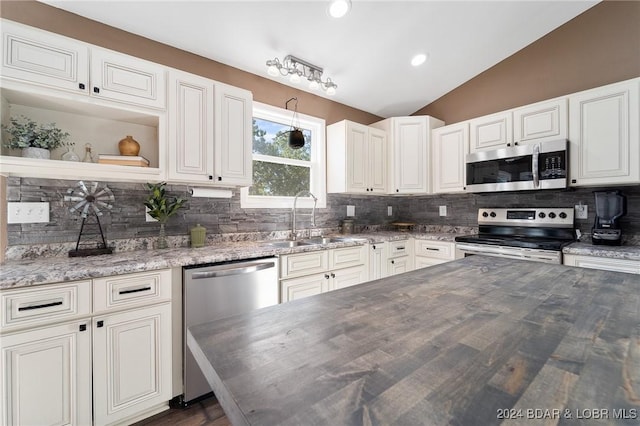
[465,139,567,193]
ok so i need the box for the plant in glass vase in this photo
[2,115,72,159]
[143,182,186,249]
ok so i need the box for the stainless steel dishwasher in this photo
[182,256,279,404]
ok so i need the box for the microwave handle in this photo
[532,144,540,188]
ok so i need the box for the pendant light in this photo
[285,97,305,149]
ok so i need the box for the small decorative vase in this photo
[190,224,206,248]
[118,135,140,156]
[157,222,169,249]
[22,147,50,159]
[61,146,80,162]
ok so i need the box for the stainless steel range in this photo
[455,208,575,264]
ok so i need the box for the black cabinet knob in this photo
[93,87,100,94]
[506,143,511,147]
[391,260,395,264]
[396,189,399,193]
[217,177,222,181]
[372,245,376,250]
[571,179,577,184]
[208,175,213,180]
[324,274,330,279]
[79,324,87,332]
[366,188,370,192]
[79,83,85,90]
[514,141,519,145]
[97,320,104,328]
[331,273,335,278]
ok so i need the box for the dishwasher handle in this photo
[190,261,276,279]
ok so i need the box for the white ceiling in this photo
[41,0,600,118]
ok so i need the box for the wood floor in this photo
[133,396,231,426]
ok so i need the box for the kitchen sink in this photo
[268,240,314,248]
[302,236,368,245]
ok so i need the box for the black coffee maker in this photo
[592,190,627,245]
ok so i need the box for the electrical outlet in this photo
[346,205,355,217]
[387,206,393,216]
[7,202,50,223]
[575,204,588,219]
[439,205,447,217]
[145,206,158,222]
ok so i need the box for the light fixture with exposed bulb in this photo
[328,0,351,18]
[265,55,338,95]
[411,53,428,67]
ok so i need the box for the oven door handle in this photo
[532,144,540,188]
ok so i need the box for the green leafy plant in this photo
[2,115,72,150]
[143,182,186,223]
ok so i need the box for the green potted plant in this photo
[2,115,72,159]
[144,182,187,249]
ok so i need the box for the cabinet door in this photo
[1,20,89,94]
[91,47,166,109]
[1,321,92,426]
[345,121,369,193]
[281,273,330,302]
[369,243,387,280]
[368,127,387,193]
[93,303,172,426]
[330,265,368,291]
[168,70,215,182]
[569,79,639,186]
[513,98,568,144]
[387,256,411,276]
[432,122,469,193]
[215,83,253,186]
[391,118,427,193]
[414,256,448,270]
[469,111,513,153]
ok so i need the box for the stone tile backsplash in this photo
[5,177,640,251]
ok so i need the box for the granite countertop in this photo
[187,256,640,426]
[563,242,640,261]
[0,232,457,289]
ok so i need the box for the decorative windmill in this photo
[64,181,115,257]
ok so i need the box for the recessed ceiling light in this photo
[411,53,428,67]
[328,0,351,18]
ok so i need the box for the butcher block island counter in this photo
[188,256,640,426]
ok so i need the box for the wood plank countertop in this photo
[187,256,640,426]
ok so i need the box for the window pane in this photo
[253,118,311,161]
[249,161,310,196]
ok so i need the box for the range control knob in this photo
[548,212,557,219]
[482,212,489,218]
[559,212,567,219]
[490,211,497,218]
[538,212,546,219]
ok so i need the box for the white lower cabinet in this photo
[414,240,459,269]
[369,242,387,280]
[0,270,172,426]
[563,254,640,274]
[280,246,368,302]
[1,320,93,426]
[386,239,413,277]
[387,256,412,276]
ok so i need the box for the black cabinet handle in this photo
[217,177,222,181]
[331,273,336,278]
[79,324,87,332]
[79,83,85,90]
[119,286,151,295]
[208,175,213,180]
[93,87,100,94]
[571,179,577,184]
[97,320,104,328]
[18,301,63,311]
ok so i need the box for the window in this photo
[241,102,326,208]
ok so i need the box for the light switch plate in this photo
[346,205,355,217]
[8,202,50,223]
[439,205,447,216]
[387,206,393,216]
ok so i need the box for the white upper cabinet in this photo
[371,116,444,194]
[90,47,166,110]
[513,98,568,144]
[432,122,469,193]
[327,120,387,194]
[215,82,253,186]
[168,69,215,182]
[568,78,639,187]
[469,110,513,153]
[168,73,253,186]
[1,20,89,94]
[1,19,166,110]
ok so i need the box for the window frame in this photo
[241,101,326,209]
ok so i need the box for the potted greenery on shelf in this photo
[1,115,72,159]
[144,182,187,249]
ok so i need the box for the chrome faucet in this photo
[291,190,317,240]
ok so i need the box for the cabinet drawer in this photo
[329,245,367,270]
[1,281,92,331]
[564,254,640,274]
[415,240,455,260]
[280,272,329,302]
[280,251,329,279]
[388,240,411,258]
[93,269,171,312]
